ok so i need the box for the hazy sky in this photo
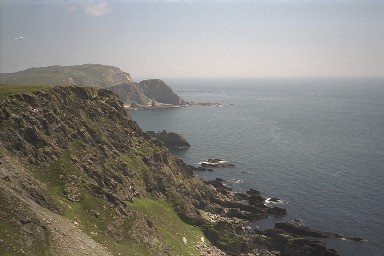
[1,0,383,79]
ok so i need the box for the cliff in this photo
[110,79,185,107]
[139,79,185,106]
[108,81,150,106]
[0,65,185,107]
[0,86,341,256]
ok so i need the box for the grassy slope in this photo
[0,84,50,99]
[0,64,130,87]
[0,136,201,256]
[17,137,207,256]
[129,198,205,256]
[0,73,69,86]
[0,86,211,255]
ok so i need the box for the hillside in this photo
[0,64,133,88]
[0,86,341,256]
[0,65,185,107]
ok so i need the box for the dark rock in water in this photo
[246,189,261,195]
[349,237,366,242]
[187,165,213,172]
[201,158,235,168]
[261,228,340,256]
[283,238,340,256]
[146,130,190,149]
[274,222,365,242]
[268,207,287,215]
[248,194,265,206]
[275,222,343,238]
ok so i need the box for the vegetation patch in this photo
[0,84,50,99]
[129,197,207,256]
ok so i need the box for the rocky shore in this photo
[272,222,365,242]
[195,177,347,256]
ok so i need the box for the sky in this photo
[0,0,383,79]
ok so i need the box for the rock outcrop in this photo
[110,79,186,107]
[0,85,347,255]
[273,222,365,241]
[146,130,191,149]
[139,79,185,106]
[109,81,150,106]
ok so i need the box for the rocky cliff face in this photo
[109,81,149,106]
[147,130,191,149]
[139,79,184,106]
[0,86,341,256]
[110,79,185,107]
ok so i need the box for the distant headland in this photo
[0,64,221,109]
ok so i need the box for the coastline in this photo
[128,89,369,255]
[124,101,224,110]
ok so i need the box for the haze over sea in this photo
[128,78,384,256]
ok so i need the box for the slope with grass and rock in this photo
[0,64,185,108]
[0,85,341,256]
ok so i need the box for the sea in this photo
[127,78,384,256]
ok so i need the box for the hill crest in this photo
[0,64,133,88]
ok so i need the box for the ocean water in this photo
[128,78,384,256]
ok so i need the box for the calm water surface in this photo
[128,78,384,256]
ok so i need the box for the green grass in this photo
[0,64,129,88]
[28,145,135,254]
[129,197,207,256]
[0,84,50,99]
[35,150,206,255]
